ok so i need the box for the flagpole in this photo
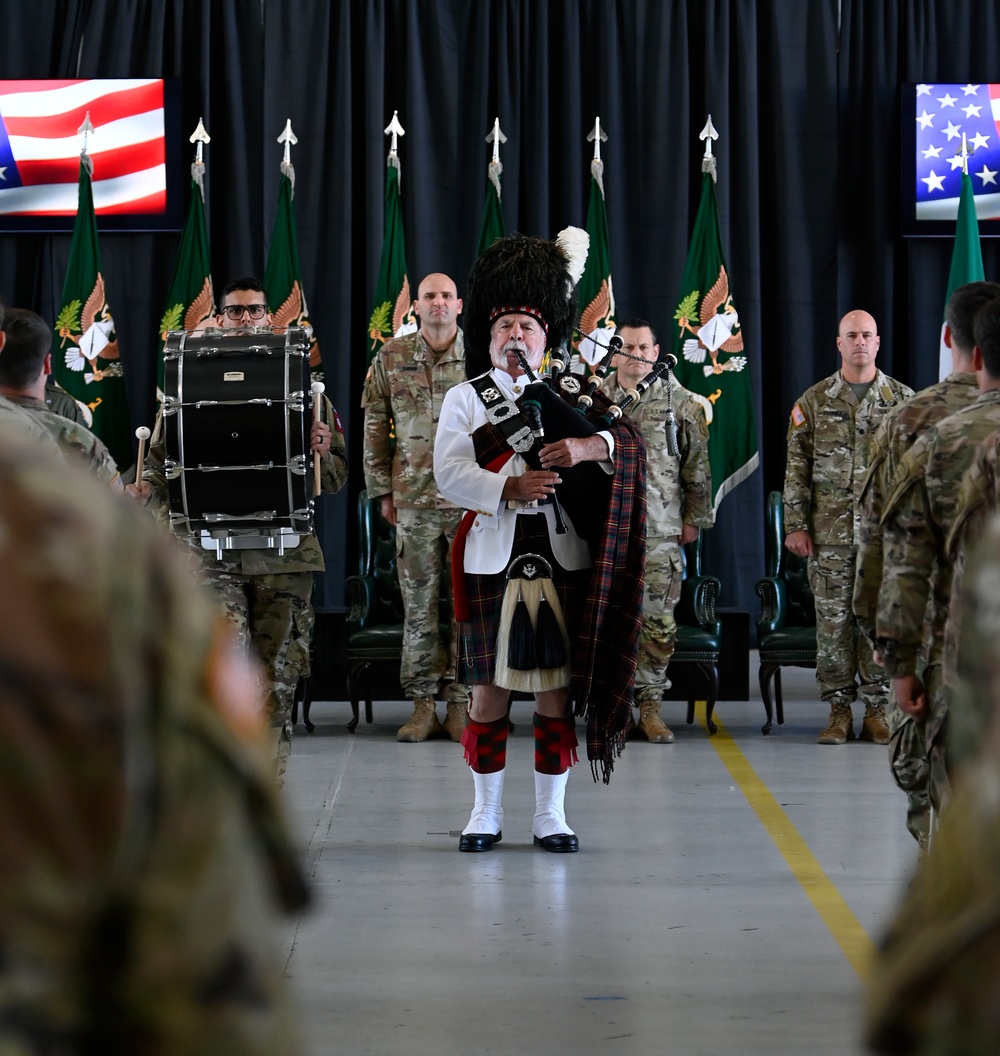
[576,117,616,369]
[938,133,985,379]
[671,116,758,510]
[367,110,415,361]
[190,117,210,194]
[476,117,507,259]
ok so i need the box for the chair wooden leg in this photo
[682,665,719,733]
[702,663,719,734]
[774,668,785,726]
[759,662,778,734]
[300,676,314,733]
[292,676,314,733]
[346,661,367,733]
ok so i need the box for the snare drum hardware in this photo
[162,327,316,553]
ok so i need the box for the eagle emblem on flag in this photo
[675,265,748,377]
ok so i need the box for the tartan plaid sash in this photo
[451,377,647,782]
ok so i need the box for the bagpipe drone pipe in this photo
[514,341,677,551]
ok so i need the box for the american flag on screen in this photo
[0,78,165,216]
[915,82,1000,222]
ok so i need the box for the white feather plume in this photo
[555,226,589,285]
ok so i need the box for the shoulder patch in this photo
[332,409,344,434]
[791,403,806,427]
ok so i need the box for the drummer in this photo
[127,276,348,780]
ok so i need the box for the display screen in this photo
[0,78,183,232]
[903,82,1000,237]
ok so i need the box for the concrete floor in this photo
[279,660,915,1056]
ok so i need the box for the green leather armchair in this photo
[669,530,723,733]
[343,490,451,731]
[343,490,406,731]
[754,491,817,734]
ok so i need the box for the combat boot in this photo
[817,703,855,745]
[443,701,468,743]
[860,702,890,745]
[397,696,443,742]
[636,699,675,743]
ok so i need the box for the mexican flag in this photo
[475,159,506,259]
[671,170,758,509]
[576,163,616,365]
[367,158,414,364]
[52,158,132,471]
[158,173,213,394]
[265,170,322,378]
[938,170,984,380]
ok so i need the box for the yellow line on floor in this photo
[696,706,874,980]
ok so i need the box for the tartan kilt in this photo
[459,512,590,686]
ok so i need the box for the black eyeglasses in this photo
[221,303,268,320]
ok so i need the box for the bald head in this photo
[414,273,462,351]
[837,309,880,383]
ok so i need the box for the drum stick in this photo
[134,425,151,486]
[311,381,325,496]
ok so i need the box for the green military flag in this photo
[367,111,415,365]
[938,161,984,379]
[53,154,132,471]
[265,121,323,378]
[158,122,214,396]
[671,118,758,509]
[576,117,617,366]
[476,117,507,258]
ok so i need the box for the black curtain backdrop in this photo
[2,0,999,624]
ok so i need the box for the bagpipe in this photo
[512,335,679,549]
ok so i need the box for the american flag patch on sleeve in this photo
[791,403,806,427]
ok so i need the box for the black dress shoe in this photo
[459,831,502,852]
[533,833,579,853]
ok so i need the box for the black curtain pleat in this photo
[0,0,994,622]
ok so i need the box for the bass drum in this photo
[162,327,313,536]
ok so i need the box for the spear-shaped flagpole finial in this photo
[189,117,210,193]
[384,110,405,181]
[486,116,507,164]
[699,114,720,181]
[384,110,405,157]
[278,119,298,164]
[278,118,298,190]
[485,116,506,197]
[189,117,211,164]
[77,111,95,176]
[959,131,971,176]
[587,116,608,161]
[587,116,609,195]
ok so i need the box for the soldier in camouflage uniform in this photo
[866,515,1000,1055]
[877,295,1000,838]
[0,422,306,1055]
[130,278,348,780]
[783,309,913,745]
[853,282,995,846]
[0,307,121,490]
[600,318,713,742]
[944,431,1000,775]
[0,385,64,454]
[362,273,470,742]
[44,376,87,423]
